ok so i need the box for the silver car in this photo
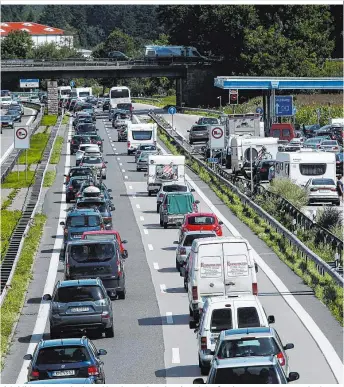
[43,278,114,338]
[174,230,217,271]
[136,150,159,171]
[135,144,159,162]
[80,155,107,179]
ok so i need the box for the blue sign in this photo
[20,79,39,88]
[292,106,297,115]
[256,107,263,115]
[168,106,177,115]
[275,95,293,117]
[70,80,75,87]
[208,158,219,163]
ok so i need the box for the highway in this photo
[1,104,343,384]
[0,107,37,165]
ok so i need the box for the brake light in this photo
[330,188,337,192]
[180,247,186,255]
[97,141,101,144]
[101,311,110,318]
[252,283,258,295]
[31,370,39,378]
[79,163,83,166]
[88,366,99,376]
[68,186,73,190]
[192,286,198,300]
[276,352,285,366]
[117,260,122,277]
[260,168,267,172]
[103,217,111,222]
[201,337,207,351]
[127,141,131,148]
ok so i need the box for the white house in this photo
[0,22,73,48]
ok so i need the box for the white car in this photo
[305,177,340,205]
[319,140,340,152]
[0,96,13,107]
[75,144,100,165]
[156,181,194,213]
[80,155,107,179]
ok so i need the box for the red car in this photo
[81,230,128,258]
[180,212,223,237]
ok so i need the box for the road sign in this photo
[210,125,225,149]
[208,158,219,163]
[256,107,263,114]
[14,127,29,149]
[168,106,177,115]
[20,79,39,88]
[292,106,297,115]
[275,95,293,117]
[70,80,75,87]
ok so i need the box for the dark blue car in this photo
[24,337,107,383]
[26,377,95,384]
[75,198,114,230]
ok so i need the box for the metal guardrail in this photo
[150,112,344,286]
[0,114,64,304]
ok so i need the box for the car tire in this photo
[163,221,168,229]
[335,201,341,206]
[137,168,141,172]
[160,217,163,226]
[189,307,193,317]
[176,258,180,271]
[66,196,70,203]
[50,326,60,339]
[127,151,131,155]
[199,357,209,376]
[148,191,152,197]
[103,175,106,180]
[105,324,114,338]
[118,289,126,300]
[156,204,160,213]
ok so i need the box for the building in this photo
[0,22,73,48]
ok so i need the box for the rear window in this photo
[192,126,208,132]
[183,233,215,246]
[188,216,215,225]
[163,185,187,192]
[218,337,280,359]
[36,346,90,365]
[70,243,116,262]
[55,285,105,303]
[83,157,102,164]
[237,307,260,328]
[68,216,87,227]
[272,129,280,138]
[132,131,152,140]
[312,178,335,185]
[84,234,116,241]
[201,118,218,125]
[282,129,291,136]
[299,163,327,176]
[214,365,281,383]
[210,308,232,333]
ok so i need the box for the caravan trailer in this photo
[275,150,336,186]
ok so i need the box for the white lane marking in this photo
[148,243,153,250]
[153,262,159,270]
[129,185,133,190]
[16,119,72,384]
[113,148,116,150]
[160,284,166,293]
[136,204,140,209]
[117,157,120,160]
[122,169,125,172]
[115,152,119,155]
[119,163,123,166]
[172,348,180,364]
[125,176,128,179]
[140,216,144,221]
[109,136,112,139]
[143,229,148,235]
[166,312,173,324]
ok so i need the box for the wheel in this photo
[50,326,60,339]
[117,289,126,299]
[189,141,193,145]
[199,357,209,375]
[160,217,163,226]
[102,175,106,180]
[189,307,193,317]
[66,196,70,203]
[148,191,152,196]
[105,324,114,338]
[137,168,141,172]
[127,151,131,155]
[156,204,160,213]
[335,201,341,206]
[163,221,168,229]
[176,258,180,271]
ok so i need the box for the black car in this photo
[24,337,107,383]
[75,123,97,135]
[336,152,343,175]
[253,160,275,182]
[102,100,110,111]
[64,167,95,185]
[75,197,115,229]
[69,135,94,155]
[66,176,91,203]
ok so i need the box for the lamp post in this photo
[217,96,222,109]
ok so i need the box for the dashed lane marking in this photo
[153,262,159,270]
[136,204,140,209]
[160,284,166,293]
[143,229,148,235]
[129,186,133,190]
[140,216,144,221]
[124,176,128,179]
[148,243,153,250]
[172,348,180,364]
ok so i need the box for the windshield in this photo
[214,365,281,383]
[311,178,335,185]
[218,337,280,359]
[82,157,102,164]
[111,89,129,98]
[55,285,105,303]
[163,185,187,192]
[299,164,327,176]
[202,118,218,124]
[132,131,152,140]
[70,243,115,262]
[85,234,117,241]
[67,215,100,227]
[183,233,215,246]
[79,92,90,97]
[36,346,91,365]
[77,202,107,213]
[188,216,215,225]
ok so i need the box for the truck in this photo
[144,45,209,63]
[72,87,92,101]
[146,155,185,196]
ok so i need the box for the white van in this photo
[127,123,157,155]
[146,155,185,195]
[275,149,336,186]
[74,87,92,101]
[186,237,258,322]
[190,295,275,374]
[231,137,279,174]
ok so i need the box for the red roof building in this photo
[0,22,73,47]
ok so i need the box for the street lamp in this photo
[217,96,222,109]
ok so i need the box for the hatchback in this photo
[69,135,92,155]
[180,212,223,237]
[66,176,91,203]
[135,144,159,162]
[188,125,209,145]
[44,278,114,338]
[75,197,114,229]
[64,167,95,184]
[0,115,14,129]
[79,156,107,179]
[305,178,340,205]
[24,337,107,383]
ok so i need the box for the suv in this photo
[188,125,209,145]
[43,278,114,338]
[24,337,107,383]
[75,197,114,229]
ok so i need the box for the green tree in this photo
[1,30,34,59]
[29,43,81,60]
[93,28,137,58]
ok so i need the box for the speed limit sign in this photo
[14,127,30,149]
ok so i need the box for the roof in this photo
[58,279,101,288]
[0,22,65,36]
[67,208,99,216]
[185,212,217,218]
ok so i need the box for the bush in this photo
[317,206,342,230]
[269,178,308,209]
[41,114,57,127]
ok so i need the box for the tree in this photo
[1,30,34,59]
[29,42,82,60]
[93,28,137,57]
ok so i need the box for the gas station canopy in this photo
[214,77,344,90]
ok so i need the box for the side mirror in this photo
[288,372,300,382]
[105,161,108,164]
[144,173,148,177]
[23,354,33,360]
[173,241,179,244]
[267,315,275,324]
[195,200,200,205]
[255,262,259,273]
[122,240,128,244]
[98,349,107,356]
[107,189,112,192]
[219,220,223,225]
[189,320,198,329]
[193,378,205,384]
[284,343,294,350]
[111,206,116,211]
[122,250,128,259]
[60,221,65,226]
[43,294,52,301]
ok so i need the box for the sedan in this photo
[305,178,340,205]
[180,212,223,237]
[79,156,108,179]
[0,115,14,129]
[6,108,22,122]
[319,140,340,152]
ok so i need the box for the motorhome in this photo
[231,137,280,174]
[57,86,72,98]
[275,149,336,186]
[146,155,185,195]
[127,122,157,155]
[72,87,92,101]
[109,86,131,109]
[224,113,263,137]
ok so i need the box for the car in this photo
[174,230,217,271]
[65,176,91,203]
[0,96,13,107]
[196,117,219,125]
[23,337,107,383]
[75,144,101,166]
[302,123,320,136]
[75,197,114,229]
[252,159,276,183]
[156,182,194,213]
[112,116,130,129]
[117,127,127,142]
[6,108,22,122]
[82,230,128,259]
[75,123,97,135]
[188,124,209,145]
[303,136,331,149]
[135,144,159,162]
[336,152,344,175]
[79,155,108,179]
[136,150,159,171]
[9,102,24,114]
[193,355,299,384]
[76,182,113,207]
[319,139,340,152]
[43,278,114,338]
[305,177,340,205]
[0,114,14,129]
[25,377,96,384]
[103,100,110,111]
[180,212,223,237]
[69,135,92,155]
[64,167,95,185]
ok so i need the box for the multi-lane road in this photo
[0,107,37,165]
[1,104,343,384]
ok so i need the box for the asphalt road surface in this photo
[2,105,343,384]
[0,107,37,165]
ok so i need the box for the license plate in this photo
[319,190,329,193]
[52,370,75,377]
[73,235,81,239]
[70,307,89,312]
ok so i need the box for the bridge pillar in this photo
[47,80,58,115]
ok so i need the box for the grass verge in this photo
[18,133,50,165]
[62,115,70,124]
[158,126,343,325]
[0,214,46,366]
[41,114,57,127]
[1,189,20,210]
[1,171,35,189]
[50,136,64,164]
[1,210,22,261]
[43,170,57,187]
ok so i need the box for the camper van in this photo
[231,137,279,174]
[127,123,157,155]
[73,87,92,101]
[186,237,258,322]
[275,149,336,186]
[226,113,263,137]
[146,155,185,195]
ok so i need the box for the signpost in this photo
[256,107,264,115]
[275,95,293,117]
[168,106,177,132]
[70,80,75,87]
[14,127,30,181]
[20,79,39,88]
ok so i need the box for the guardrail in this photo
[0,114,64,304]
[150,112,344,286]
[132,97,163,104]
